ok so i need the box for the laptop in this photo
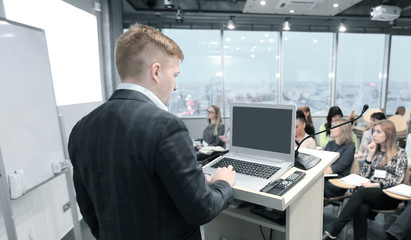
[202,102,296,191]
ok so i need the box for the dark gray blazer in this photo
[68,89,233,240]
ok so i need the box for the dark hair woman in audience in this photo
[298,105,315,136]
[323,120,408,240]
[295,110,316,149]
[319,106,343,149]
[195,105,225,160]
[324,118,356,198]
[357,112,386,159]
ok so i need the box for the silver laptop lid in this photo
[229,102,296,163]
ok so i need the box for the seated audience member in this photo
[196,105,225,160]
[324,118,356,198]
[295,110,316,149]
[357,112,386,159]
[323,120,408,240]
[320,106,343,149]
[298,105,315,136]
[319,106,358,150]
[395,106,406,116]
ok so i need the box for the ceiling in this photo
[122,0,411,33]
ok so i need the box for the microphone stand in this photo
[294,104,369,170]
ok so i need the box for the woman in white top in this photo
[295,110,316,149]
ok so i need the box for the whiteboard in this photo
[0,18,66,193]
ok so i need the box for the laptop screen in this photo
[230,103,296,159]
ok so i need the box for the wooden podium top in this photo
[329,178,357,189]
[383,189,411,201]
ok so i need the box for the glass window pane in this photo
[223,31,279,117]
[336,33,385,115]
[4,0,102,106]
[282,32,333,116]
[163,29,222,117]
[386,36,411,114]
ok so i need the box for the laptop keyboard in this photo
[211,157,280,179]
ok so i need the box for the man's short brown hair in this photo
[115,23,184,81]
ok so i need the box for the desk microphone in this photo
[294,104,369,170]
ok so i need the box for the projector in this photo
[370,5,401,21]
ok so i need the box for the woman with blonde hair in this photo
[323,120,408,240]
[195,105,225,160]
[324,118,356,198]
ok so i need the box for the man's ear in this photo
[151,63,160,83]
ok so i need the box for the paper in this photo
[339,174,370,186]
[199,146,226,155]
[386,184,411,198]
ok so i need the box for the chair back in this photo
[350,157,360,175]
[388,115,407,139]
[404,164,411,186]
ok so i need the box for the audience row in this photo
[194,104,410,240]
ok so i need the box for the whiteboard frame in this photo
[0,17,82,240]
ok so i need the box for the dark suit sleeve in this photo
[68,124,99,239]
[72,170,100,239]
[156,117,233,225]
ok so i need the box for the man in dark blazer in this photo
[68,23,236,240]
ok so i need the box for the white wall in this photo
[0,102,102,240]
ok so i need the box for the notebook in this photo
[202,102,296,191]
[386,184,411,198]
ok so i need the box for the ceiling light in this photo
[338,22,347,32]
[227,17,235,30]
[333,3,339,8]
[289,9,295,13]
[164,0,174,9]
[260,0,266,6]
[176,8,183,22]
[283,20,291,31]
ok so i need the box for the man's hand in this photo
[205,165,236,187]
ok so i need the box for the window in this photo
[386,35,411,114]
[282,32,333,115]
[336,33,385,115]
[162,29,222,117]
[223,31,279,117]
[4,0,102,106]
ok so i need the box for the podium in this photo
[204,148,339,240]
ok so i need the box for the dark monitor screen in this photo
[231,106,293,154]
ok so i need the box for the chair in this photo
[324,157,359,216]
[370,165,411,228]
[388,115,407,140]
[324,158,360,240]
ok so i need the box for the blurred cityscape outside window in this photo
[282,32,333,116]
[223,30,279,117]
[386,35,411,115]
[163,29,223,117]
[336,33,385,115]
